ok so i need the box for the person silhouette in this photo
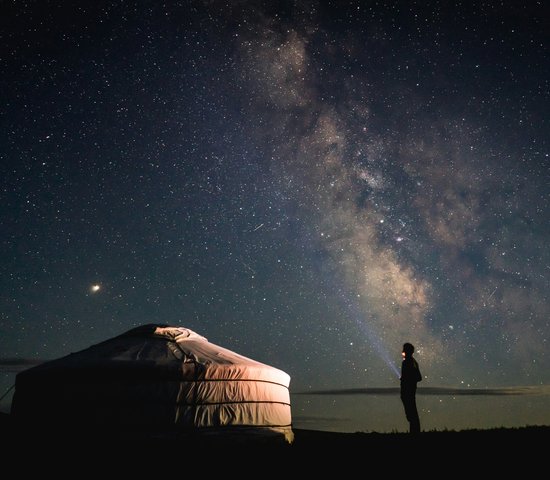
[400,342,422,434]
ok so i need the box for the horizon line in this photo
[292,386,550,396]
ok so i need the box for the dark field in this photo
[2,411,547,470]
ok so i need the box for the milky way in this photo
[1,1,548,432]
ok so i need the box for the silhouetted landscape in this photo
[3,411,547,466]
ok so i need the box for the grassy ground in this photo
[2,412,547,471]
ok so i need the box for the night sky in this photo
[1,1,549,433]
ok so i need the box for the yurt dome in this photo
[11,325,293,444]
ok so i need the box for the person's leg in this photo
[402,396,420,433]
[401,395,410,420]
[408,397,420,433]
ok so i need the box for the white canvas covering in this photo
[12,324,294,443]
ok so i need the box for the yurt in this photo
[11,325,293,443]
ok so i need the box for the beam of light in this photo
[310,241,402,378]
[334,285,401,378]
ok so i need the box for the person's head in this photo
[402,342,414,358]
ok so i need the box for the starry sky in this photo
[1,1,549,433]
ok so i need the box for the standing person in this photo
[400,342,422,434]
